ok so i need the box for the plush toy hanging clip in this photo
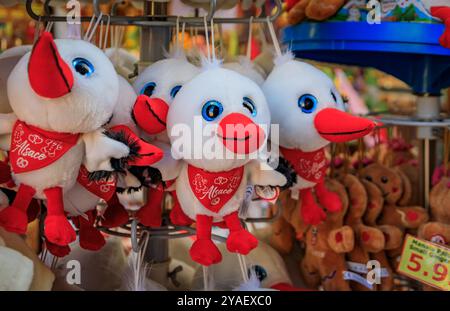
[262,20,377,225]
[0,31,134,247]
[163,19,286,266]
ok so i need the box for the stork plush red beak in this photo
[132,95,169,135]
[217,113,265,154]
[28,32,74,99]
[314,108,376,143]
[109,125,164,166]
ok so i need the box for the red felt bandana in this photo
[280,147,328,183]
[9,120,80,174]
[77,165,116,201]
[188,165,244,213]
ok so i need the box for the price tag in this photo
[397,234,450,291]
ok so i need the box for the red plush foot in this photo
[136,188,163,228]
[79,225,105,251]
[0,206,28,234]
[44,215,76,246]
[226,230,258,255]
[189,239,222,266]
[431,7,450,48]
[101,202,129,228]
[317,191,342,213]
[45,239,71,257]
[301,202,326,225]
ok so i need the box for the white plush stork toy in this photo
[129,55,200,227]
[0,32,132,247]
[262,54,376,225]
[166,63,286,266]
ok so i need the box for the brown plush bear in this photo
[361,163,429,269]
[362,179,404,291]
[271,179,354,290]
[340,174,385,291]
[287,0,346,25]
[418,176,450,291]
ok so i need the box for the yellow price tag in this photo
[398,234,450,291]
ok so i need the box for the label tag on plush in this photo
[342,271,374,290]
[254,186,280,203]
[10,121,79,174]
[188,165,244,213]
[77,165,116,201]
[347,261,389,278]
[280,147,327,183]
[397,234,450,291]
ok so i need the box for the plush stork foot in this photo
[45,238,71,257]
[101,196,129,228]
[301,201,326,225]
[79,222,105,251]
[0,206,28,234]
[315,182,342,213]
[431,7,450,49]
[169,198,193,226]
[136,186,163,228]
[44,215,76,246]
[189,239,222,266]
[226,229,258,255]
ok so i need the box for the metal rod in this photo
[25,0,281,26]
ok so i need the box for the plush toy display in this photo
[262,55,376,225]
[165,63,286,266]
[0,32,135,248]
[360,163,429,268]
[131,54,200,227]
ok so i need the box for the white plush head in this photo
[263,55,377,152]
[7,32,119,133]
[131,57,200,139]
[167,66,270,172]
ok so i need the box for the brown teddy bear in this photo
[360,163,429,269]
[340,174,385,291]
[418,176,450,291]
[287,0,347,25]
[271,179,354,290]
[362,179,404,291]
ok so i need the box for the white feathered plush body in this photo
[0,32,131,247]
[166,64,286,266]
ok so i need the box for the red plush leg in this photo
[44,187,76,246]
[27,199,41,223]
[315,181,342,213]
[78,211,105,251]
[189,214,222,266]
[300,188,326,225]
[223,211,258,255]
[431,7,450,48]
[136,186,163,227]
[169,191,193,226]
[0,184,35,234]
[45,238,71,257]
[101,193,129,228]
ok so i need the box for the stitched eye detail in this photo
[170,85,182,98]
[140,82,156,97]
[72,58,94,77]
[298,94,318,114]
[242,96,257,117]
[201,100,223,121]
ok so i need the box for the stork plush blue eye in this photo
[72,58,94,77]
[298,94,318,114]
[140,82,156,97]
[243,96,257,117]
[170,85,182,98]
[201,100,223,121]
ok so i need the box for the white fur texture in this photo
[0,245,34,290]
[262,59,344,152]
[223,57,266,86]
